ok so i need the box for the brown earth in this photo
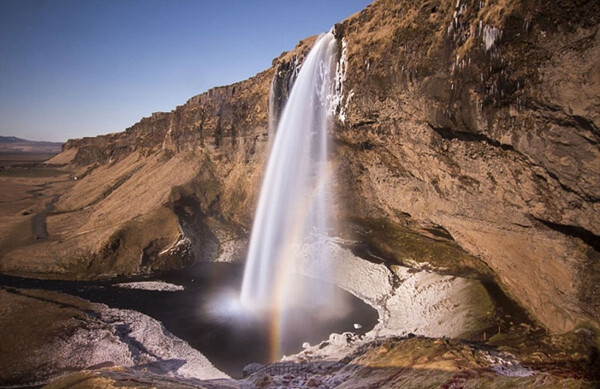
[0,287,99,387]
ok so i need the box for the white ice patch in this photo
[44,304,229,383]
[485,352,535,377]
[380,266,477,338]
[158,231,191,257]
[215,238,245,263]
[102,307,229,380]
[161,118,174,150]
[328,38,353,123]
[293,240,481,339]
[483,24,502,51]
[115,281,185,292]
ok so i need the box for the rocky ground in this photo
[1,239,598,388]
[42,334,599,388]
[2,284,598,388]
[31,317,600,388]
[0,287,227,388]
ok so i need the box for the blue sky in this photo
[0,0,371,142]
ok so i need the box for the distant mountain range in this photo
[0,136,63,154]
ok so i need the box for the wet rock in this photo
[242,362,264,377]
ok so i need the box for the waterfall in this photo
[241,32,337,310]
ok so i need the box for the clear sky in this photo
[0,0,371,142]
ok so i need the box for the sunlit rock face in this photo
[5,0,597,336]
[0,36,322,281]
[0,288,228,387]
[326,0,600,333]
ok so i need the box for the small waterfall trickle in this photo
[241,32,338,317]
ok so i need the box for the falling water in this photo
[241,32,338,311]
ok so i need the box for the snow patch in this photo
[158,229,192,257]
[380,265,477,338]
[485,352,535,377]
[215,237,246,263]
[100,308,227,380]
[483,24,502,51]
[329,38,353,122]
[115,281,184,292]
[44,304,228,384]
[294,240,481,339]
[285,332,364,364]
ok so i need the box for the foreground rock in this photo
[1,268,597,388]
[45,333,599,388]
[279,333,598,388]
[0,287,228,387]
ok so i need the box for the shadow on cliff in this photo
[171,195,220,263]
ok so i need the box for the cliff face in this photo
[2,0,598,334]
[0,38,316,279]
[329,0,599,332]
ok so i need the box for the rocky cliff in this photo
[1,0,598,336]
[0,36,317,279]
[331,0,599,334]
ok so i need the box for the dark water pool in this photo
[0,263,377,377]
